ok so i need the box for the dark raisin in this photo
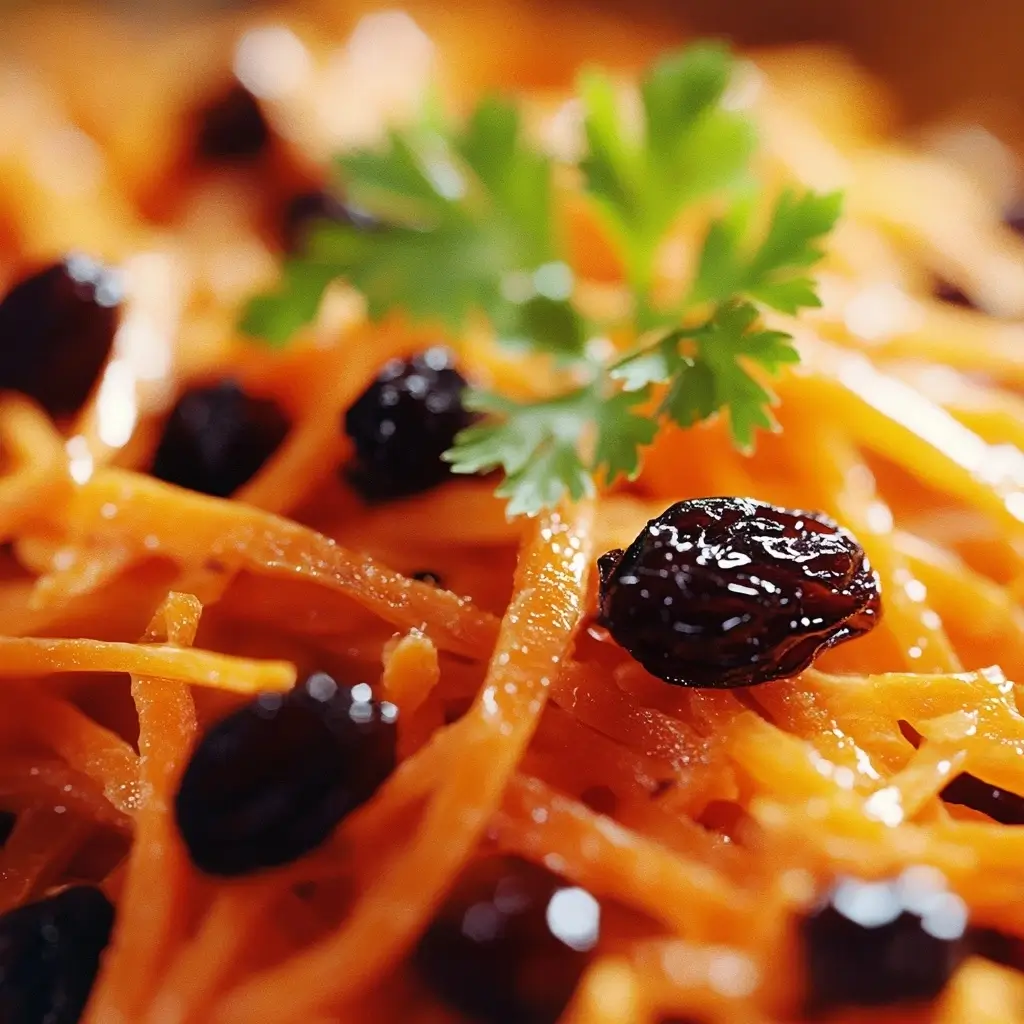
[0,811,14,846]
[343,348,474,501]
[0,885,115,1024]
[175,673,398,876]
[194,83,270,163]
[0,255,122,417]
[940,773,1024,825]
[596,497,881,688]
[803,869,968,1012]
[151,380,289,498]
[411,570,444,588]
[414,857,600,1024]
[282,190,380,253]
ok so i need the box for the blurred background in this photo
[1,0,1022,278]
[3,0,1023,134]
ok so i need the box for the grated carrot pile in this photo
[0,4,1021,1023]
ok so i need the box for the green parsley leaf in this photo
[445,390,596,515]
[242,98,583,356]
[687,301,795,448]
[239,262,342,347]
[241,43,842,516]
[692,187,843,313]
[579,45,756,292]
[592,386,659,482]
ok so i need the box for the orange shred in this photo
[0,10,1021,1024]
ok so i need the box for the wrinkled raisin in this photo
[803,868,968,1012]
[0,885,115,1024]
[194,83,270,163]
[941,773,1024,825]
[344,348,475,501]
[151,380,289,498]
[175,674,398,876]
[0,255,122,417]
[415,857,600,1024]
[597,497,881,688]
[282,189,379,253]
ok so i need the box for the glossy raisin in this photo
[151,380,289,498]
[344,348,474,501]
[597,497,881,688]
[941,772,1024,825]
[803,868,968,1012]
[175,674,398,876]
[415,857,600,1024]
[282,189,379,253]
[0,255,122,417]
[0,885,115,1024]
[194,83,270,163]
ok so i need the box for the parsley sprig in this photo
[243,44,841,516]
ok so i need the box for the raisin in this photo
[802,869,968,1012]
[343,348,475,501]
[0,885,115,1024]
[0,811,14,846]
[282,190,379,254]
[151,380,289,498]
[194,83,270,163]
[596,497,881,688]
[940,773,1024,825]
[175,674,398,876]
[0,255,122,417]
[415,857,600,1024]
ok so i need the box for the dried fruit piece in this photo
[415,857,600,1024]
[803,869,968,1011]
[194,83,270,163]
[0,255,122,417]
[175,674,398,876]
[151,380,289,498]
[597,497,881,688]
[0,885,115,1024]
[344,348,475,501]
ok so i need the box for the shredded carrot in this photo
[212,504,594,1023]
[0,635,295,693]
[0,12,1022,1024]
[85,593,200,1023]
